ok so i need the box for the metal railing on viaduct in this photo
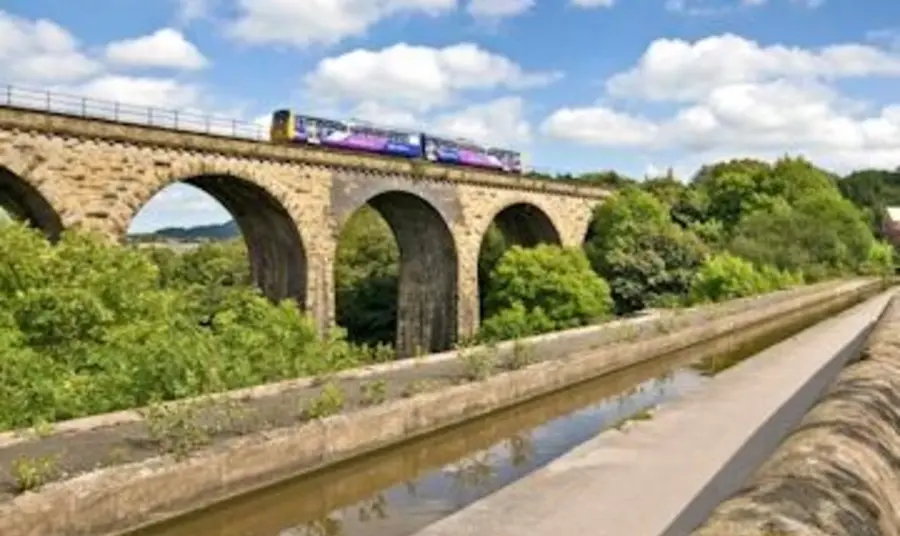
[0,84,568,177]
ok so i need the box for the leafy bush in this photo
[688,253,800,304]
[479,245,613,340]
[585,188,707,314]
[0,223,375,430]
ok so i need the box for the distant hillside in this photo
[130,220,239,242]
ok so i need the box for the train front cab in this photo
[270,109,294,143]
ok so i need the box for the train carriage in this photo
[270,109,523,175]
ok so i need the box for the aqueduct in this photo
[0,105,610,356]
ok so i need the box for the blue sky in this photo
[1,0,899,231]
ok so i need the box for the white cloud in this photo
[70,75,203,109]
[227,0,458,47]
[542,34,900,173]
[542,106,658,147]
[606,34,900,102]
[467,0,534,19]
[348,101,421,129]
[571,0,615,8]
[306,42,560,112]
[0,11,101,84]
[666,0,822,16]
[431,96,531,146]
[173,0,217,23]
[0,11,206,115]
[105,28,209,70]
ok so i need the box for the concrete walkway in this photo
[411,290,895,536]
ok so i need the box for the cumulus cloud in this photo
[173,0,218,23]
[605,34,900,102]
[541,34,900,173]
[665,0,821,16]
[227,0,458,47]
[467,0,535,19]
[431,96,531,146]
[105,28,209,70]
[0,11,101,84]
[571,0,615,8]
[70,76,203,109]
[306,42,560,112]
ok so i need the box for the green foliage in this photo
[688,253,800,303]
[334,206,398,346]
[838,168,900,235]
[0,223,376,431]
[141,400,212,459]
[11,454,59,492]
[584,188,707,314]
[728,192,873,278]
[860,241,896,276]
[459,345,497,381]
[359,380,388,407]
[304,383,346,419]
[478,223,511,315]
[479,244,614,340]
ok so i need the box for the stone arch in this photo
[486,201,563,247]
[474,201,564,321]
[123,164,308,308]
[337,190,459,357]
[0,165,64,241]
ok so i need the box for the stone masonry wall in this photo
[0,106,608,354]
[692,294,900,536]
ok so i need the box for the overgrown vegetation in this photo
[0,156,893,434]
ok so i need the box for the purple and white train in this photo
[269,110,524,174]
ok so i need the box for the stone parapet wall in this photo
[692,292,900,536]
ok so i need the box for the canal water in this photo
[131,295,859,536]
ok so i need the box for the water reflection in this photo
[136,361,701,536]
[134,299,849,536]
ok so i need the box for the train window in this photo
[272,110,290,126]
[388,132,412,143]
[433,138,458,151]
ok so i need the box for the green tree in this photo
[584,188,708,314]
[729,192,873,279]
[479,245,614,341]
[0,222,373,430]
[838,168,900,235]
[641,174,686,207]
[334,206,399,346]
[478,223,511,316]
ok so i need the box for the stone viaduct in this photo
[0,105,611,357]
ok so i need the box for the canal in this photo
[130,296,856,536]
